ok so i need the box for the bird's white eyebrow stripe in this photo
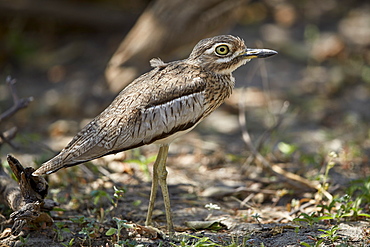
[215,56,234,63]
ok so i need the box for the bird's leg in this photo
[145,144,174,233]
[145,147,161,226]
[155,144,174,233]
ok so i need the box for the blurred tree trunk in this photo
[105,0,248,92]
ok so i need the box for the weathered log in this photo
[0,155,54,236]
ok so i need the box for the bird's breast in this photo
[202,73,234,116]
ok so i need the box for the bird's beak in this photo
[241,48,278,59]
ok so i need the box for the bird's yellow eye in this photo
[215,45,230,56]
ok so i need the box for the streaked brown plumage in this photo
[33,35,277,232]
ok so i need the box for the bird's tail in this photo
[32,156,66,176]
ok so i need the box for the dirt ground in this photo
[1,0,370,246]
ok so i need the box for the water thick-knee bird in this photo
[33,35,277,232]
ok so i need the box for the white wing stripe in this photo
[138,91,204,143]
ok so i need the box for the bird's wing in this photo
[33,64,208,175]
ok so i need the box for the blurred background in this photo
[0,0,369,181]
[0,1,370,245]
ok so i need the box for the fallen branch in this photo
[0,155,54,236]
[0,158,23,212]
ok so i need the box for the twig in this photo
[0,77,33,151]
[256,101,290,151]
[0,76,33,123]
[238,60,331,195]
[238,57,280,170]
[238,86,273,171]
[229,196,256,210]
[239,95,324,191]
[275,201,314,222]
[0,127,19,149]
[243,101,289,167]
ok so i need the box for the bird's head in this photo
[188,35,277,75]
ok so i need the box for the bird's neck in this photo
[214,72,235,98]
[201,72,234,118]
